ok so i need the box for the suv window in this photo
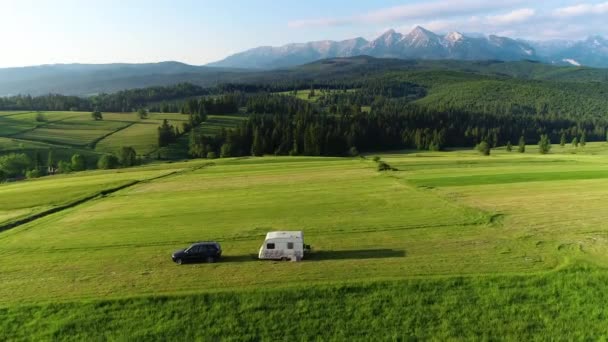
[267,243,275,250]
[287,242,294,250]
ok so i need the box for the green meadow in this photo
[0,111,243,162]
[2,144,608,339]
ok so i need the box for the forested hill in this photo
[1,57,608,96]
[2,57,608,117]
[2,56,608,160]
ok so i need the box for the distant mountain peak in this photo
[445,32,464,43]
[207,28,608,69]
[411,26,433,34]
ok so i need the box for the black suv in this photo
[172,242,222,265]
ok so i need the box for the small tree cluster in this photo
[0,153,31,181]
[98,154,120,169]
[35,112,47,122]
[158,119,178,147]
[137,108,149,119]
[372,156,396,172]
[119,147,137,167]
[91,111,103,121]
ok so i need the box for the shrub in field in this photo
[572,137,579,148]
[137,108,148,119]
[57,160,72,174]
[580,131,587,147]
[506,141,512,152]
[91,111,103,121]
[349,146,359,157]
[220,143,233,158]
[476,141,490,156]
[71,154,87,171]
[119,147,137,167]
[560,132,566,147]
[206,152,217,159]
[0,153,31,178]
[372,156,381,162]
[377,161,394,171]
[518,136,526,153]
[538,134,551,154]
[97,154,120,170]
[26,169,42,179]
[35,112,47,122]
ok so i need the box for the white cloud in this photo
[397,8,536,35]
[553,2,608,17]
[290,1,608,41]
[486,8,536,24]
[289,0,524,28]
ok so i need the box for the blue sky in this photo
[0,0,606,67]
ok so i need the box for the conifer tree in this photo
[538,134,551,154]
[518,136,526,153]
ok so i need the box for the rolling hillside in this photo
[2,57,608,97]
[3,147,608,338]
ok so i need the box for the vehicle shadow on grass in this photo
[307,249,406,261]
[219,255,261,263]
[215,249,406,264]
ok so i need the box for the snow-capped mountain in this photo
[542,36,608,68]
[208,27,539,69]
[209,27,608,69]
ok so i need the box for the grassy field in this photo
[276,89,356,102]
[0,164,187,228]
[3,143,608,338]
[0,111,240,162]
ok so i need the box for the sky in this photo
[0,0,606,68]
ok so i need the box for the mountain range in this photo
[208,27,608,69]
[0,62,244,97]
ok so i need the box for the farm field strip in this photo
[0,161,202,229]
[14,120,133,147]
[0,111,193,155]
[4,266,608,341]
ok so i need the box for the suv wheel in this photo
[206,256,215,263]
[175,258,183,265]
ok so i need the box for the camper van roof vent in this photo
[265,231,303,240]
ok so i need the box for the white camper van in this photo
[258,231,306,261]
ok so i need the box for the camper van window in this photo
[267,243,275,250]
[287,242,294,249]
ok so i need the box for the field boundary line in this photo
[89,121,137,150]
[2,114,86,147]
[0,162,215,234]
[0,111,34,117]
[0,181,140,233]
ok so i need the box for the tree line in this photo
[184,92,608,159]
[0,147,143,183]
